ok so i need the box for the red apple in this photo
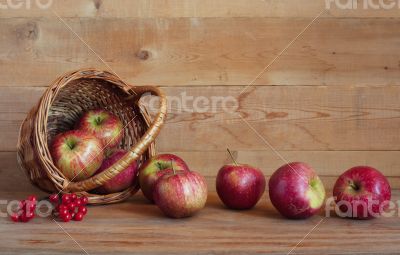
[51,130,104,181]
[94,150,139,193]
[77,109,123,150]
[216,151,265,209]
[153,170,208,218]
[333,166,391,219]
[269,162,326,219]
[139,154,189,202]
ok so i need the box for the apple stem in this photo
[171,160,176,175]
[350,182,360,191]
[226,148,238,166]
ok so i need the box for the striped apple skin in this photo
[216,164,266,210]
[50,130,104,181]
[333,166,391,219]
[153,171,208,218]
[94,150,139,193]
[269,162,325,219]
[77,109,123,149]
[139,154,190,202]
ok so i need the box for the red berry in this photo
[49,194,59,203]
[62,194,71,204]
[71,193,77,201]
[20,214,29,223]
[80,196,89,205]
[27,195,37,203]
[59,204,67,211]
[59,208,69,217]
[74,212,84,221]
[68,202,76,211]
[10,214,19,222]
[25,201,36,213]
[75,199,82,207]
[62,213,72,222]
[25,211,35,220]
[19,200,26,210]
[77,206,87,215]
[54,204,60,213]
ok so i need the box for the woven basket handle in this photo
[65,86,167,192]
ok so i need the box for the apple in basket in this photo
[77,109,124,150]
[153,169,208,218]
[139,154,189,202]
[94,150,139,194]
[50,130,104,181]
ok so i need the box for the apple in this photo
[333,166,391,219]
[77,109,123,150]
[216,150,266,209]
[93,150,139,194]
[269,162,326,219]
[139,154,189,202]
[51,130,104,181]
[153,170,208,218]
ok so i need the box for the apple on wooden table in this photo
[153,169,208,218]
[139,154,189,202]
[216,149,266,210]
[50,130,104,181]
[269,162,326,219]
[333,166,391,219]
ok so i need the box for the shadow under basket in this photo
[17,69,167,205]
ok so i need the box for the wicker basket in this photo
[17,68,167,204]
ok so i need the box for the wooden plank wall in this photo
[0,0,399,191]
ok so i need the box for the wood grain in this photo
[0,189,400,254]
[1,0,399,18]
[2,152,400,191]
[156,85,400,151]
[1,85,399,151]
[173,150,400,178]
[0,0,325,18]
[1,17,400,87]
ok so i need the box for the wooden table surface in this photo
[1,189,399,255]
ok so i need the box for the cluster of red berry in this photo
[50,193,89,222]
[10,195,37,223]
